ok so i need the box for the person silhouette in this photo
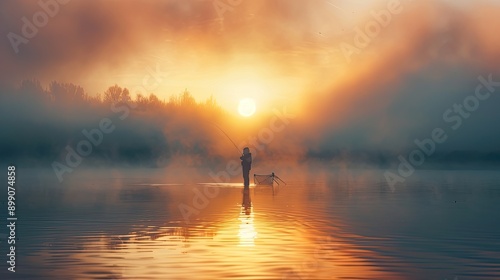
[240,147,252,188]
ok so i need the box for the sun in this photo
[238,98,256,117]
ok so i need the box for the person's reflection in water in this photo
[238,188,256,246]
[242,188,252,215]
[240,147,252,189]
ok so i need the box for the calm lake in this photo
[2,166,500,279]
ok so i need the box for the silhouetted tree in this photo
[0,80,238,167]
[49,81,86,105]
[103,85,130,104]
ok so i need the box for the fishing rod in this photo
[211,122,241,155]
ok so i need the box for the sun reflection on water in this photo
[238,189,257,246]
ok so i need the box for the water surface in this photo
[2,167,500,279]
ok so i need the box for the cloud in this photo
[295,0,500,152]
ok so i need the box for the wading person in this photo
[240,147,252,189]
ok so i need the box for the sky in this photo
[1,0,500,158]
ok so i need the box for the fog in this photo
[1,0,500,178]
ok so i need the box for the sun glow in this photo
[238,98,256,117]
